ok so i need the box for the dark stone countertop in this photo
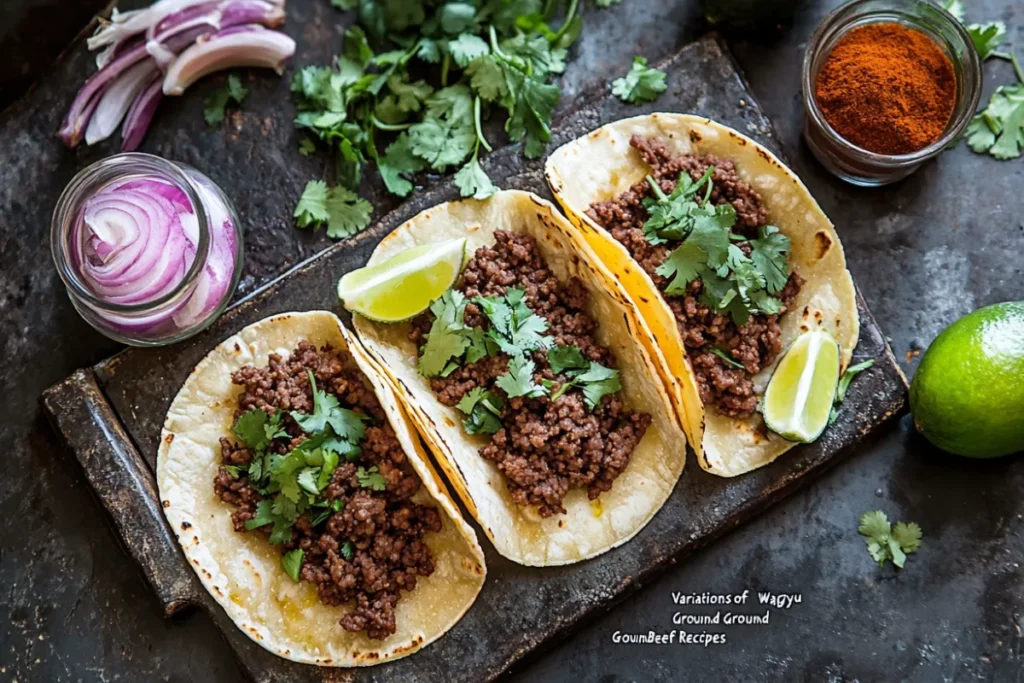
[1,1,1021,682]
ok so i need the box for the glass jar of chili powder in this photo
[802,0,981,186]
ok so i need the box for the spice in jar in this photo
[814,23,956,155]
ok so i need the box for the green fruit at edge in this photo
[910,302,1024,458]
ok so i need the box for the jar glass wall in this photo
[51,153,243,346]
[801,0,981,186]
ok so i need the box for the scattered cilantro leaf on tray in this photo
[967,21,1007,60]
[293,180,373,237]
[203,73,248,126]
[967,81,1024,160]
[612,56,667,104]
[858,510,923,569]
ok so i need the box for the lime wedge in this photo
[338,238,466,322]
[762,329,841,443]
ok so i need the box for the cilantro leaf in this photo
[612,56,667,104]
[454,155,498,199]
[892,522,923,553]
[467,54,508,102]
[420,291,471,377]
[232,409,283,452]
[409,115,476,170]
[495,356,548,398]
[385,75,433,114]
[505,70,560,158]
[294,181,373,238]
[475,287,553,355]
[858,510,891,539]
[656,241,706,295]
[356,465,388,491]
[244,500,276,531]
[967,22,1006,60]
[293,180,331,228]
[298,138,317,156]
[576,363,621,409]
[281,549,303,582]
[378,133,426,197]
[748,225,792,294]
[449,33,490,67]
[456,387,504,434]
[340,540,355,560]
[547,345,588,374]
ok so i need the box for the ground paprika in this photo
[814,22,956,155]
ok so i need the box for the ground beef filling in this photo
[586,136,805,418]
[410,230,652,517]
[212,341,440,641]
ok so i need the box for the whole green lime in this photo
[910,302,1024,458]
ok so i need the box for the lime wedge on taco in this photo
[762,329,841,443]
[338,237,466,322]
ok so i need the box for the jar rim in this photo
[801,0,982,164]
[50,153,213,314]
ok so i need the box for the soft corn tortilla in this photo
[545,114,859,477]
[157,311,486,666]
[354,190,689,566]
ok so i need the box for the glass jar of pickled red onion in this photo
[51,153,243,346]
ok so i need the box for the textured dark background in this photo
[1,1,1022,682]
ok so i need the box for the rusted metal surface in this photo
[41,35,907,683]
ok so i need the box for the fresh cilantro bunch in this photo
[611,56,667,104]
[644,171,792,326]
[292,0,616,237]
[204,73,248,126]
[858,510,923,570]
[227,371,382,582]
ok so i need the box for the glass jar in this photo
[51,153,243,346]
[801,0,981,186]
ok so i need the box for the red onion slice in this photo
[85,60,159,146]
[162,24,295,95]
[120,75,164,151]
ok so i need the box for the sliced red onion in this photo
[85,60,159,146]
[60,41,150,147]
[70,174,238,337]
[90,0,213,67]
[121,75,164,151]
[163,25,295,95]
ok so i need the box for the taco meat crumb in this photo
[586,136,804,419]
[213,341,440,640]
[411,230,651,517]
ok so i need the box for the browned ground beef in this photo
[586,136,804,418]
[410,231,651,517]
[212,341,440,640]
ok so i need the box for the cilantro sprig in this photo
[294,180,374,239]
[292,1,620,234]
[644,170,792,326]
[611,56,667,104]
[858,510,923,569]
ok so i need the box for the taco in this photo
[545,114,859,476]
[352,190,689,566]
[157,311,485,666]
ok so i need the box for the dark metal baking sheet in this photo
[42,35,908,683]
